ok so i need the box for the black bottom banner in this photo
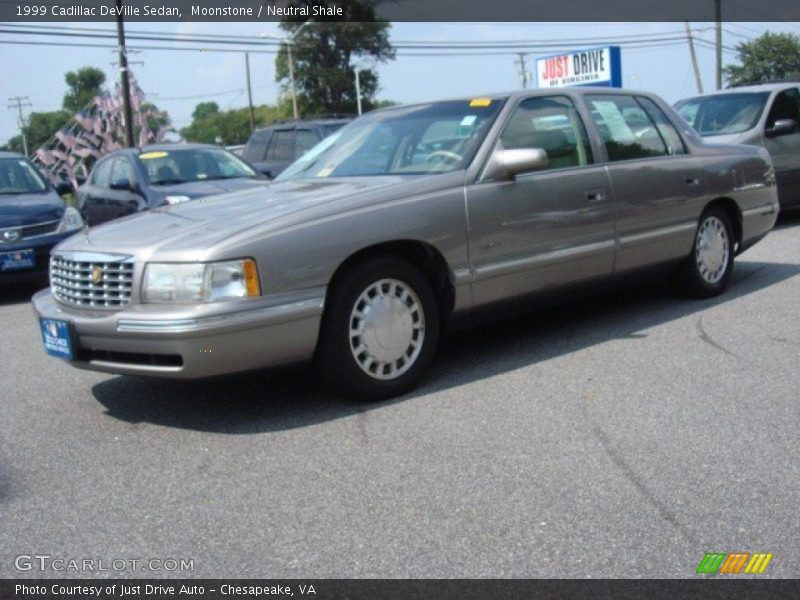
[2,579,800,600]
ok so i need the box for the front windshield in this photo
[0,157,48,194]
[675,92,769,136]
[276,98,506,181]
[137,148,257,185]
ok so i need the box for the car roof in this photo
[682,81,799,99]
[252,117,354,133]
[102,143,224,158]
[367,87,666,114]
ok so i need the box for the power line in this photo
[0,24,717,52]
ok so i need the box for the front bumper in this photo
[32,288,325,378]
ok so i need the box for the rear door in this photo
[763,87,800,207]
[584,93,704,273]
[466,94,616,306]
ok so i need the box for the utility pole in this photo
[354,68,362,116]
[245,52,255,130]
[515,53,531,88]
[7,96,32,156]
[715,0,722,90]
[115,0,135,147]
[684,21,704,93]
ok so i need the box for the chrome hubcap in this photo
[349,278,425,380]
[696,216,730,284]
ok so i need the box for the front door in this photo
[466,95,616,307]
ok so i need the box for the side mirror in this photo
[500,148,549,175]
[766,118,798,137]
[54,181,73,196]
[483,147,549,182]
[110,178,133,191]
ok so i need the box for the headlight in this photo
[142,259,261,303]
[56,206,85,233]
[165,195,191,205]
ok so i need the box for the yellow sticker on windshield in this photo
[139,151,168,160]
[469,98,492,107]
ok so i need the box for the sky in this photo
[2,21,800,147]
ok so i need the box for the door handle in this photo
[585,190,606,202]
[685,177,700,186]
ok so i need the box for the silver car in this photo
[33,88,779,399]
[676,81,800,210]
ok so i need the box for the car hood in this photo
[59,175,437,258]
[152,177,266,198]
[0,190,64,228]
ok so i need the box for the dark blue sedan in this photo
[0,152,84,284]
[77,143,267,226]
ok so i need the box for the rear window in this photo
[243,133,270,163]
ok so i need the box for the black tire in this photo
[315,255,441,400]
[671,207,735,298]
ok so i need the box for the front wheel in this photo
[672,207,735,298]
[316,256,440,400]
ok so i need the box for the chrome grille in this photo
[50,253,134,309]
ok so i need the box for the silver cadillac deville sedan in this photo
[33,88,779,399]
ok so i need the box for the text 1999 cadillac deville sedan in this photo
[33,89,779,399]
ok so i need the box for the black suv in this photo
[242,117,352,178]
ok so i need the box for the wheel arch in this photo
[703,197,743,251]
[325,239,456,323]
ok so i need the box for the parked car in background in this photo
[77,143,266,226]
[34,89,778,399]
[676,81,800,209]
[242,117,352,178]
[0,152,84,284]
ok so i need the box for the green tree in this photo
[275,2,395,116]
[7,110,72,155]
[180,102,291,145]
[63,66,106,113]
[724,32,800,86]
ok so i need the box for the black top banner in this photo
[2,0,800,22]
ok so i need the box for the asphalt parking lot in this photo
[1,213,798,579]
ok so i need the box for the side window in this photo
[266,130,296,162]
[295,129,320,156]
[111,157,137,186]
[244,134,269,162]
[587,94,668,162]
[636,97,687,155]
[92,159,115,186]
[499,95,593,170]
[766,89,800,128]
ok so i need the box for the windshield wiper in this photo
[151,178,188,185]
[201,175,250,181]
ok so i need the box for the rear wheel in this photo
[672,207,735,298]
[316,256,440,400]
